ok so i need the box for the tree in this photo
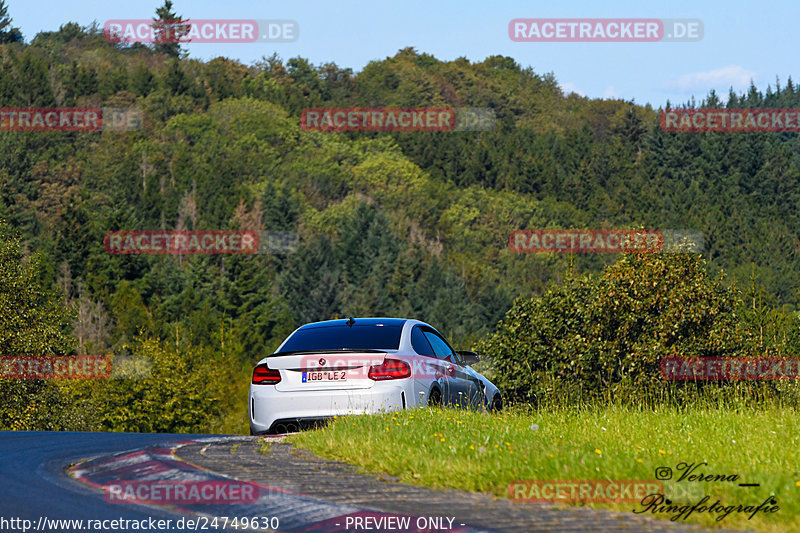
[0,58,15,103]
[16,52,55,106]
[132,64,157,96]
[163,58,190,94]
[0,220,74,355]
[0,220,79,430]
[0,1,22,44]
[153,0,188,57]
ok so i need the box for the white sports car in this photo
[249,317,502,434]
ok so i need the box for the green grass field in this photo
[290,405,800,532]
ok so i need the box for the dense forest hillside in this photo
[2,18,800,431]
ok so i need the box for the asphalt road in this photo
[0,431,206,532]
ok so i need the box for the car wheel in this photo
[491,394,503,412]
[428,387,443,406]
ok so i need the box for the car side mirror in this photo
[457,351,480,365]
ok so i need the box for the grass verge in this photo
[289,405,799,532]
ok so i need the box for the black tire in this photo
[490,394,503,412]
[428,387,443,406]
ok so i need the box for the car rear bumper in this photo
[249,382,412,434]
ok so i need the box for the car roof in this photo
[297,317,411,329]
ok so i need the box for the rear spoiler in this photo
[270,348,386,357]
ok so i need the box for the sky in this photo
[8,0,800,107]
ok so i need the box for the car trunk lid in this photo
[267,350,387,391]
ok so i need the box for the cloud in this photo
[603,86,620,98]
[560,82,585,96]
[666,65,756,93]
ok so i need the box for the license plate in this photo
[302,370,347,383]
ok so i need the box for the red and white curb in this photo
[68,437,504,532]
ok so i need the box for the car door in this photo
[421,328,469,406]
[447,349,485,408]
[460,364,487,409]
[410,325,449,402]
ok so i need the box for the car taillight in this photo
[368,358,411,381]
[252,362,281,385]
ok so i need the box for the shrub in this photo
[475,252,768,407]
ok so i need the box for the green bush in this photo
[475,252,788,407]
[64,336,230,433]
[0,220,82,430]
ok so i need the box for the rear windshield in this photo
[275,324,403,353]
